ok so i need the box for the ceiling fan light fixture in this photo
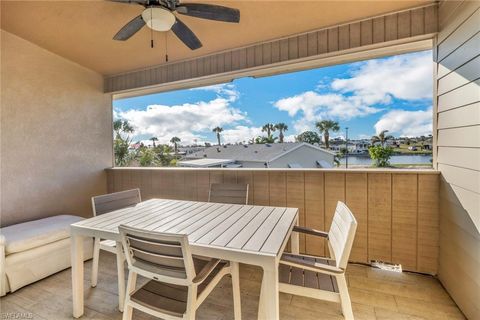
[141,7,175,32]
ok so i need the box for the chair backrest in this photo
[91,188,141,216]
[208,183,249,205]
[328,201,357,269]
[119,225,196,286]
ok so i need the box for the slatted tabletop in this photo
[71,198,299,319]
[72,198,298,257]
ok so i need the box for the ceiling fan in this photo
[110,0,240,50]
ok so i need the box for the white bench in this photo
[0,215,93,296]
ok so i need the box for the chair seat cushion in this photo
[279,254,339,293]
[1,215,84,254]
[130,258,227,317]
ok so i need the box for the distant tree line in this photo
[114,118,430,169]
[114,119,181,167]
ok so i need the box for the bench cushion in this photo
[1,215,84,255]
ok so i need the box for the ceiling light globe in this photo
[142,7,176,32]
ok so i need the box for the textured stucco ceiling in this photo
[1,0,433,75]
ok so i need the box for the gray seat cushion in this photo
[130,258,227,317]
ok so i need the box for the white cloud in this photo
[374,108,432,137]
[114,83,249,145]
[273,51,432,136]
[220,126,264,144]
[190,83,239,102]
[331,51,433,103]
[274,91,381,132]
[118,97,245,145]
[283,134,297,142]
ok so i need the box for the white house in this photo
[348,140,370,153]
[181,142,335,168]
[330,139,370,154]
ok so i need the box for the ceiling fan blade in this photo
[171,18,202,50]
[176,4,240,23]
[113,15,146,41]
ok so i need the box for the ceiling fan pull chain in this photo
[150,7,154,48]
[165,32,169,62]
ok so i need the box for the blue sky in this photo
[114,50,433,145]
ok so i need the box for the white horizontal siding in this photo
[436,1,480,318]
[438,163,480,194]
[437,8,480,60]
[438,0,480,44]
[437,146,480,171]
[437,80,480,112]
[437,102,480,129]
[437,32,480,79]
[437,125,480,147]
[437,55,480,94]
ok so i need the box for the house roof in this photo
[187,142,334,163]
[178,158,235,167]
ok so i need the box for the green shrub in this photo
[138,148,159,167]
[368,145,394,167]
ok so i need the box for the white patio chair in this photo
[90,189,141,288]
[208,183,249,205]
[119,225,241,320]
[279,201,357,320]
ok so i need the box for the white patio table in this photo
[70,198,299,319]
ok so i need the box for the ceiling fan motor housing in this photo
[141,7,176,31]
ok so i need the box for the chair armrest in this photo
[293,226,328,238]
[193,259,221,284]
[280,254,344,275]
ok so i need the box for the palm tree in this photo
[262,123,276,139]
[275,123,288,143]
[113,119,135,166]
[371,130,394,147]
[255,135,277,144]
[113,119,134,138]
[316,120,340,149]
[149,137,158,148]
[170,136,181,155]
[212,127,223,146]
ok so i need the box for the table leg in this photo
[116,241,126,312]
[291,217,300,254]
[258,260,279,320]
[231,261,242,320]
[71,234,84,318]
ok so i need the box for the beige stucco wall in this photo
[0,30,113,227]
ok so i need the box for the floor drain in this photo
[371,260,403,272]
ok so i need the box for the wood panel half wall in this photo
[105,4,437,94]
[106,168,440,275]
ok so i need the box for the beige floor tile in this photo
[375,307,428,320]
[348,273,455,306]
[0,252,465,320]
[395,296,466,320]
[349,287,398,311]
